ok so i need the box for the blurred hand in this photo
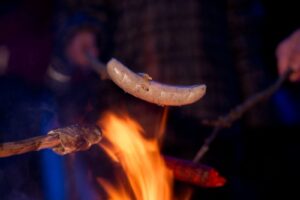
[66,30,99,70]
[276,29,300,81]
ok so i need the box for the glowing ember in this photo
[97,112,173,200]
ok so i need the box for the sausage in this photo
[164,156,226,187]
[107,58,206,106]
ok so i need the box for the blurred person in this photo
[46,0,279,200]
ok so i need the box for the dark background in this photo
[1,0,300,200]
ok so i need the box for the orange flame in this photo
[97,112,173,200]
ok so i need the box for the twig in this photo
[0,134,60,158]
[193,69,293,162]
[0,124,102,158]
[193,126,221,163]
[86,53,110,80]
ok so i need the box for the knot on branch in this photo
[48,124,102,155]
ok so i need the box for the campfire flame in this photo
[97,112,173,200]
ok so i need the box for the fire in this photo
[97,112,173,200]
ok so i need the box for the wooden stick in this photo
[201,69,292,128]
[194,69,293,162]
[0,124,102,158]
[0,134,59,158]
[86,53,110,80]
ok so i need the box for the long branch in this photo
[0,134,60,158]
[193,69,292,162]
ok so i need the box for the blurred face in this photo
[66,30,99,71]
